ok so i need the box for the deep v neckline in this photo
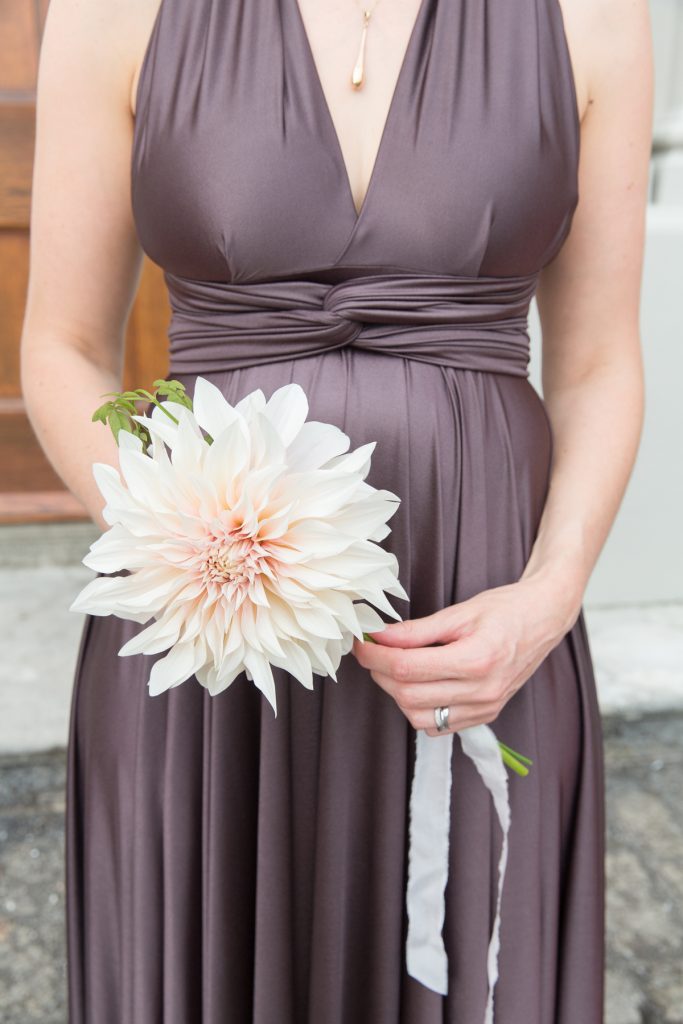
[289,0,431,229]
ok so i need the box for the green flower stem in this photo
[498,746,530,777]
[102,388,182,426]
[135,389,182,425]
[497,740,533,766]
[360,631,532,777]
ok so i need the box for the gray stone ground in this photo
[603,713,683,1024]
[0,749,66,1024]
[0,715,681,1023]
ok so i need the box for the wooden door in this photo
[0,0,169,524]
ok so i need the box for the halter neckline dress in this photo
[65,0,606,1020]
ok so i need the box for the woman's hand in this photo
[351,576,581,736]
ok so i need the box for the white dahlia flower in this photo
[69,378,408,713]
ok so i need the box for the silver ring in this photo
[434,705,450,732]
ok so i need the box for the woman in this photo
[21,0,652,1020]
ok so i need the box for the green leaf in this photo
[157,379,193,410]
[91,403,112,424]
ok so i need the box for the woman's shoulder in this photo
[556,0,652,127]
[40,0,161,122]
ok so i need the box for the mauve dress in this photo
[65,0,606,1020]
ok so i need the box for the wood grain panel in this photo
[0,0,171,525]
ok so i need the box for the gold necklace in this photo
[351,0,382,90]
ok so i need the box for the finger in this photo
[365,604,466,649]
[353,640,457,683]
[353,633,487,684]
[368,669,499,724]
[416,703,501,734]
[393,679,490,711]
[363,668,401,702]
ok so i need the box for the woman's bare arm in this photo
[520,0,654,623]
[352,0,654,733]
[20,0,159,532]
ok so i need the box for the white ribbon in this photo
[405,723,511,1023]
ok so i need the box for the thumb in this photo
[367,605,461,648]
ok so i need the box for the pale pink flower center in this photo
[199,530,271,599]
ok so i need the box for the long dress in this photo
[64,0,606,1019]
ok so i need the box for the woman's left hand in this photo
[351,577,580,736]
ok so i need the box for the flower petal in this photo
[191,376,241,439]
[285,420,350,471]
[243,648,278,714]
[147,640,203,696]
[269,638,314,690]
[263,382,309,446]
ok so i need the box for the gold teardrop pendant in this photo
[351,11,372,90]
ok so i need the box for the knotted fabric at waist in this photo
[164,269,540,377]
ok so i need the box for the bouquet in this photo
[70,375,532,1016]
[69,377,409,712]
